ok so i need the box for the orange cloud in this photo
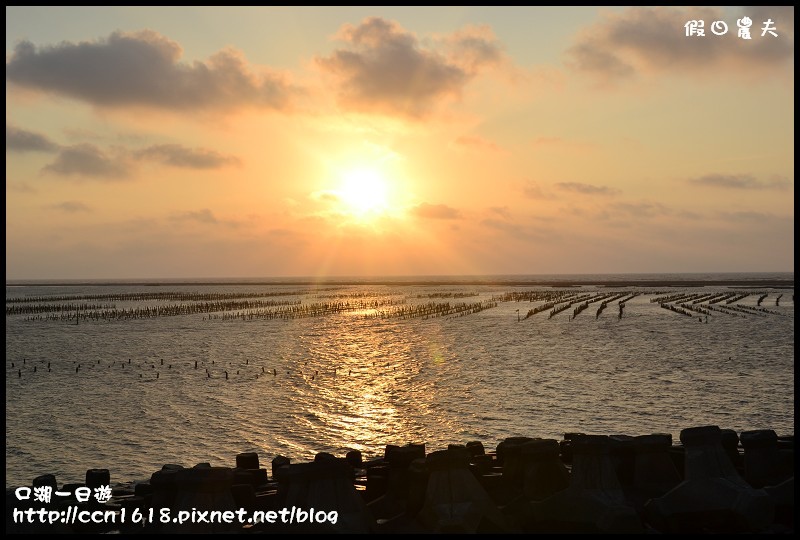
[689,173,790,190]
[50,201,91,213]
[555,182,619,196]
[42,144,131,180]
[6,30,295,112]
[567,6,794,86]
[6,124,59,153]
[411,202,462,219]
[522,180,556,200]
[41,141,239,180]
[134,144,241,169]
[317,17,504,117]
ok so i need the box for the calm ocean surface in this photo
[5,273,794,488]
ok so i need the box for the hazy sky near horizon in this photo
[6,6,794,279]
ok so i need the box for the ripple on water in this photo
[5,283,795,486]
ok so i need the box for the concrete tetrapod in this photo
[527,435,644,533]
[644,425,774,533]
[417,447,509,533]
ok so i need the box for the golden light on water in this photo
[429,346,446,365]
[295,320,446,453]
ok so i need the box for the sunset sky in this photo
[6,6,794,280]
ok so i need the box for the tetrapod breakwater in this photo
[6,425,794,534]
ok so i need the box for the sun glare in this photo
[338,168,390,216]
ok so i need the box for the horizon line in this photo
[5,271,795,288]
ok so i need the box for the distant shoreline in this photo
[5,279,794,288]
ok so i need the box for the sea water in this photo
[5,273,794,488]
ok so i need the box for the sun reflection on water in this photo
[5,284,794,487]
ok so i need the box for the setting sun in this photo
[337,167,390,216]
